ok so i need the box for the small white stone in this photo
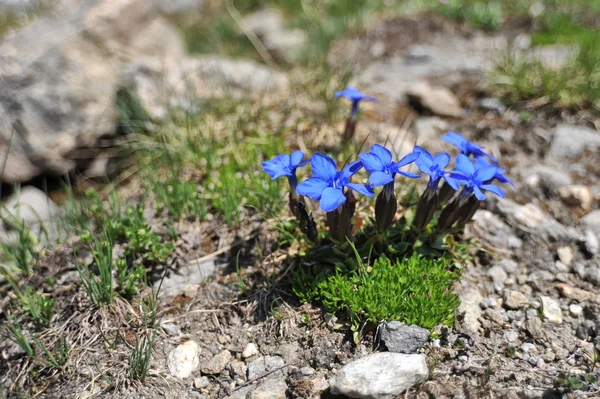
[557,246,574,266]
[540,296,563,325]
[569,304,583,317]
[167,341,201,379]
[242,343,258,358]
[521,343,537,353]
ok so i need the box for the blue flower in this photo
[413,146,459,191]
[335,86,376,116]
[475,156,515,187]
[262,150,309,190]
[358,144,419,187]
[441,131,497,162]
[447,154,506,201]
[297,153,374,212]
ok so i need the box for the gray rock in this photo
[470,210,523,250]
[504,290,529,309]
[504,331,519,343]
[0,0,40,13]
[161,322,181,336]
[230,360,247,380]
[459,287,483,333]
[329,353,428,399]
[525,165,573,192]
[576,320,595,339]
[380,321,429,354]
[155,259,216,297]
[247,377,287,399]
[582,210,600,240]
[2,186,61,228]
[247,355,285,381]
[405,45,436,62]
[0,0,184,182]
[498,259,519,274]
[525,317,545,340]
[153,0,203,16]
[201,350,232,375]
[584,268,600,286]
[521,343,537,353]
[549,124,600,159]
[406,83,462,117]
[167,341,201,379]
[194,376,210,389]
[487,265,508,292]
[583,230,599,256]
[478,98,506,114]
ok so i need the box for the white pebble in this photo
[569,304,583,316]
[242,343,258,358]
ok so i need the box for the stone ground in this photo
[1,7,600,399]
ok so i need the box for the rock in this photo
[242,343,259,358]
[555,283,594,301]
[414,117,448,148]
[525,165,573,192]
[525,317,545,340]
[242,8,284,37]
[247,377,288,399]
[155,259,216,297]
[557,247,574,267]
[406,83,462,117]
[576,320,596,340]
[380,321,429,354]
[201,350,232,375]
[2,186,61,228]
[504,290,529,309]
[459,287,483,333]
[549,124,600,159]
[504,331,519,343]
[582,211,600,240]
[153,0,203,16]
[480,297,499,309]
[247,356,285,381]
[167,341,201,379]
[498,259,519,274]
[0,0,40,13]
[478,98,507,114]
[194,376,210,389]
[540,296,562,325]
[584,268,600,286]
[405,45,436,62]
[487,265,508,292]
[161,322,181,336]
[583,230,599,256]
[559,185,593,211]
[484,308,506,325]
[0,0,185,182]
[470,210,522,250]
[569,304,583,317]
[329,353,428,399]
[230,360,248,380]
[521,343,537,354]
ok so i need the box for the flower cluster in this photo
[262,131,511,242]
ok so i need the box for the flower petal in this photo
[311,153,337,181]
[481,184,506,198]
[442,175,461,191]
[455,154,475,176]
[370,144,393,166]
[347,182,375,197]
[261,160,286,180]
[358,153,384,173]
[369,171,394,187]
[414,146,433,169]
[319,187,347,212]
[290,150,305,167]
[397,171,421,179]
[474,165,498,183]
[433,153,451,169]
[341,160,363,180]
[473,185,487,201]
[296,178,329,200]
[441,131,467,148]
[395,151,419,168]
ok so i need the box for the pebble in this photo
[247,378,288,399]
[299,366,315,376]
[498,259,519,274]
[569,304,583,317]
[459,288,483,333]
[161,322,181,337]
[540,296,563,325]
[557,246,574,266]
[527,270,554,282]
[480,297,499,310]
[328,353,429,399]
[194,376,210,389]
[201,350,232,375]
[484,308,506,325]
[478,97,507,114]
[504,331,519,343]
[230,360,247,379]
[559,185,593,211]
[554,261,568,272]
[380,321,429,354]
[487,265,508,292]
[555,283,594,301]
[242,343,259,358]
[167,341,201,379]
[247,356,285,381]
[521,343,537,353]
[584,230,599,256]
[584,268,600,286]
[504,290,529,309]
[576,320,596,340]
[582,210,600,239]
[525,317,545,340]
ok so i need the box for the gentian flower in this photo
[261,150,309,191]
[358,144,418,231]
[413,146,459,194]
[441,131,497,162]
[475,156,515,187]
[297,153,373,213]
[335,86,376,117]
[447,154,505,201]
[359,144,420,188]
